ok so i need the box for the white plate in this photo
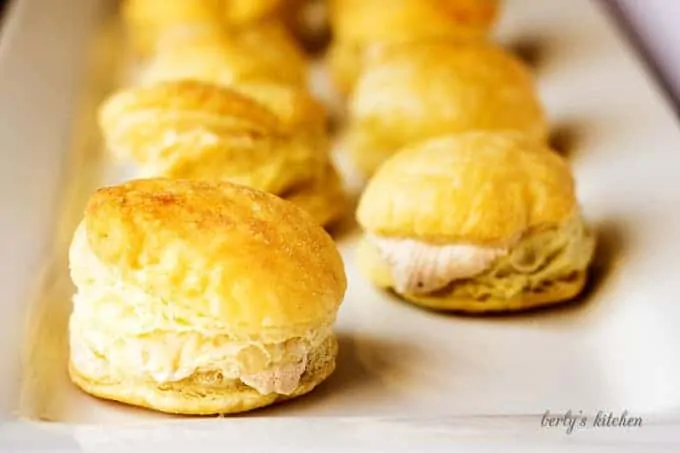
[2,0,680,450]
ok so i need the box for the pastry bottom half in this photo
[356,238,589,314]
[69,335,338,415]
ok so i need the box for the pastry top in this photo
[71,178,346,336]
[330,0,500,44]
[356,132,577,246]
[349,40,548,144]
[143,19,307,88]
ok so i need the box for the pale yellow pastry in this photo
[122,0,283,56]
[345,40,548,176]
[356,132,596,313]
[143,19,308,88]
[328,0,501,94]
[99,80,325,196]
[68,178,346,414]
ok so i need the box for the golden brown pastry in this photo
[344,40,548,177]
[68,178,346,414]
[356,132,595,313]
[99,80,344,227]
[142,19,308,88]
[328,0,501,94]
[122,0,284,56]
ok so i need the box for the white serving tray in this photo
[2,0,680,451]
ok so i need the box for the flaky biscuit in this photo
[99,80,325,195]
[355,132,594,312]
[345,40,548,176]
[327,0,501,94]
[68,179,346,413]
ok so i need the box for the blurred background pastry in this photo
[280,0,331,55]
[141,19,308,88]
[139,22,326,149]
[327,0,501,95]
[122,0,284,57]
[344,40,548,177]
[68,178,346,414]
[99,80,345,228]
[356,132,595,313]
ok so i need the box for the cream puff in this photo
[327,0,501,95]
[356,132,596,313]
[98,80,345,227]
[68,178,346,414]
[344,40,548,177]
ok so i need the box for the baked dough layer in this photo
[69,335,337,415]
[357,132,574,246]
[72,179,346,339]
[346,41,547,176]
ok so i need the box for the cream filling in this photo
[370,234,507,295]
[69,313,321,396]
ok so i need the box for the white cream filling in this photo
[370,234,507,295]
[69,316,319,396]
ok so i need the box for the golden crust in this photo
[327,0,501,93]
[356,132,576,245]
[76,178,346,335]
[144,19,307,88]
[99,80,324,194]
[284,164,347,228]
[346,40,547,176]
[69,335,337,415]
